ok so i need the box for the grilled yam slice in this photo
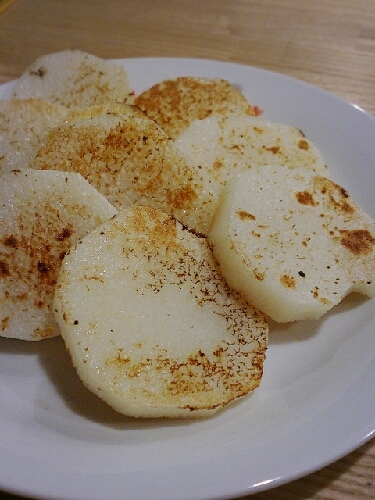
[0,169,117,340]
[208,165,375,322]
[30,103,215,235]
[135,77,256,140]
[176,114,328,192]
[175,114,328,233]
[0,98,68,175]
[54,205,268,418]
[12,50,134,109]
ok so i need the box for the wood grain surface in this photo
[0,1,374,499]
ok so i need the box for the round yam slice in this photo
[208,165,375,322]
[12,50,134,109]
[176,114,328,193]
[0,98,68,175]
[54,205,268,418]
[30,103,215,235]
[0,169,117,341]
[135,76,257,139]
[175,115,328,232]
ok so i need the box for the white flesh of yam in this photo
[0,98,68,175]
[54,205,268,418]
[175,115,328,232]
[12,50,134,109]
[208,165,375,323]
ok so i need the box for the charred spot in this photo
[298,271,306,277]
[182,224,205,239]
[30,66,46,78]
[0,261,10,276]
[56,227,73,241]
[295,190,317,206]
[340,229,375,255]
[37,261,51,273]
[59,251,67,261]
[237,210,256,221]
[339,187,349,198]
[3,235,18,248]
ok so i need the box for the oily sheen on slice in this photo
[30,103,215,235]
[208,165,375,323]
[54,206,268,418]
[0,169,117,340]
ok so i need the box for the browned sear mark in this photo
[314,177,354,214]
[237,210,256,221]
[30,66,46,78]
[280,274,296,288]
[1,316,9,331]
[295,190,318,206]
[56,227,73,241]
[3,235,18,248]
[254,271,265,281]
[263,145,280,154]
[340,229,375,255]
[298,139,310,150]
[0,261,10,276]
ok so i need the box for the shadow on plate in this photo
[0,291,369,435]
[36,336,202,431]
[268,292,368,346]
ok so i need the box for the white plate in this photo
[0,58,374,500]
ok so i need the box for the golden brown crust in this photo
[30,103,213,234]
[0,169,116,341]
[135,77,256,139]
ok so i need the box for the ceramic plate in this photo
[0,58,374,500]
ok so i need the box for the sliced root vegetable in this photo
[12,50,134,109]
[0,98,68,175]
[135,76,256,140]
[175,115,328,232]
[30,103,215,235]
[208,165,375,323]
[0,169,117,340]
[54,205,268,418]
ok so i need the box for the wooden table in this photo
[0,0,374,499]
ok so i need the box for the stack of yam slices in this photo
[29,103,215,235]
[1,51,374,419]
